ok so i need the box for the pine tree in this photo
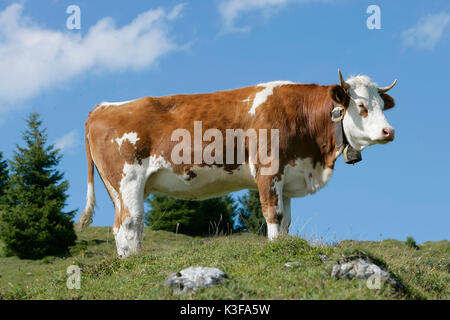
[236,190,267,236]
[0,113,76,259]
[145,194,237,236]
[0,152,8,202]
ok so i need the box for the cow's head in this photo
[329,70,397,152]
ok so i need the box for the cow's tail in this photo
[77,134,96,230]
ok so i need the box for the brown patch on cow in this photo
[185,170,197,181]
[380,93,395,111]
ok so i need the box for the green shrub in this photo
[406,237,420,250]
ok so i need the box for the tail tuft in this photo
[77,182,95,230]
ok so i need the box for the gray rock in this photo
[284,261,301,268]
[331,258,397,286]
[318,254,329,262]
[165,266,227,294]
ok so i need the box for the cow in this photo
[78,70,397,258]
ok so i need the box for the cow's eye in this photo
[358,104,368,117]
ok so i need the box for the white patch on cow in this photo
[115,154,171,258]
[248,81,294,115]
[242,97,252,103]
[283,158,334,198]
[99,99,137,107]
[115,132,140,152]
[79,182,95,226]
[267,223,280,241]
[147,164,256,200]
[85,182,95,211]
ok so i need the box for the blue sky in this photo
[0,0,449,243]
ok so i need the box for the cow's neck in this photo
[282,98,340,172]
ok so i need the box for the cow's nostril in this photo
[382,128,395,140]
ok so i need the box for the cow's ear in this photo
[380,93,395,111]
[329,85,350,107]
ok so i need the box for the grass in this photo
[0,227,448,299]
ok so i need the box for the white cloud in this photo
[168,2,187,20]
[218,0,331,33]
[0,3,186,109]
[54,130,79,152]
[219,0,288,33]
[402,12,450,49]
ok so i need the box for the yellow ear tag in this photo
[335,94,340,103]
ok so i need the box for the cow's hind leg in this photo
[280,196,291,235]
[113,165,147,258]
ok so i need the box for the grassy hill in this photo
[0,227,448,299]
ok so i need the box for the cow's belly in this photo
[146,164,257,200]
[283,158,333,198]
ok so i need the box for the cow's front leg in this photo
[257,175,284,241]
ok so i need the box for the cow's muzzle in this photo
[381,127,395,142]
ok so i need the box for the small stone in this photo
[318,254,329,262]
[165,266,227,294]
[284,261,301,268]
[26,272,32,276]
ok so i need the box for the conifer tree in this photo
[0,113,76,259]
[0,152,8,202]
[236,190,267,236]
[145,194,237,236]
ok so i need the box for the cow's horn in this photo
[338,69,350,90]
[378,79,397,93]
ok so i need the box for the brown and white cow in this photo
[78,70,397,258]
